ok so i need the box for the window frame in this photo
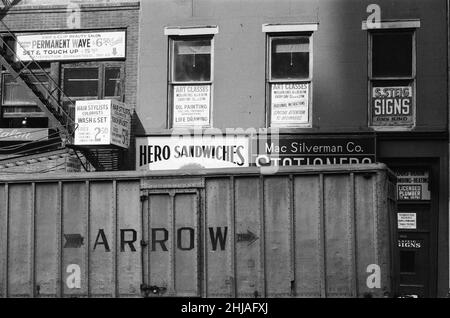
[0,68,51,118]
[367,27,417,131]
[167,35,214,129]
[266,31,314,128]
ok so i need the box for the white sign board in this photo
[397,212,417,229]
[136,135,249,171]
[271,83,309,125]
[15,31,126,61]
[173,85,210,127]
[74,99,131,148]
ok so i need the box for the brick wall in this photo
[0,1,140,171]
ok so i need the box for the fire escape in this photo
[0,1,123,171]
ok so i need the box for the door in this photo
[141,189,200,297]
[392,166,435,297]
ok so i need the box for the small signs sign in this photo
[370,86,414,128]
[398,239,422,249]
[136,135,249,171]
[254,135,375,167]
[271,83,309,126]
[15,30,126,61]
[74,99,132,148]
[173,85,210,127]
[397,212,417,230]
[394,169,430,201]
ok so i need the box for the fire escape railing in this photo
[0,20,78,144]
[0,1,120,171]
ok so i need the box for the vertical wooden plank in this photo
[293,175,321,297]
[259,176,266,298]
[349,173,358,297]
[289,175,295,296]
[8,184,32,297]
[264,177,291,297]
[0,184,9,297]
[174,192,199,296]
[30,183,36,297]
[35,183,59,297]
[62,182,88,297]
[169,192,176,294]
[118,181,141,297]
[319,174,327,298]
[148,193,171,296]
[112,180,118,298]
[57,182,63,298]
[229,177,236,298]
[89,181,114,297]
[234,177,262,297]
[205,178,232,297]
[324,174,352,297]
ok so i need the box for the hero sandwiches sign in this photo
[15,30,126,61]
[136,136,250,171]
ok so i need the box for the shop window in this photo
[366,21,419,130]
[263,24,317,128]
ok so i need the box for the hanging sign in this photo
[254,135,375,167]
[15,30,126,61]
[394,169,430,201]
[173,85,210,127]
[370,86,414,127]
[136,135,249,171]
[397,212,417,229]
[271,83,309,125]
[74,99,132,148]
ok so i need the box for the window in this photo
[165,26,218,128]
[61,62,124,118]
[264,24,317,128]
[1,68,50,118]
[168,37,213,128]
[366,21,419,130]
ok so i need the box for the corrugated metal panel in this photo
[0,164,396,298]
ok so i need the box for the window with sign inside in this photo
[61,62,124,118]
[369,29,416,129]
[267,34,312,128]
[169,36,213,128]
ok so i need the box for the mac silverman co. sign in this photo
[15,30,126,61]
[254,135,376,167]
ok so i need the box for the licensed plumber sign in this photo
[394,169,430,201]
[136,136,249,171]
[74,99,132,148]
[15,31,126,61]
[371,86,414,127]
[255,135,375,167]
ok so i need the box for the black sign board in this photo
[253,135,376,167]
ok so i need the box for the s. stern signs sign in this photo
[370,86,414,129]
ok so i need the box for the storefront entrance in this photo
[385,163,438,298]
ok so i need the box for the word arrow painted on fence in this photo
[64,234,84,248]
[237,230,259,245]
